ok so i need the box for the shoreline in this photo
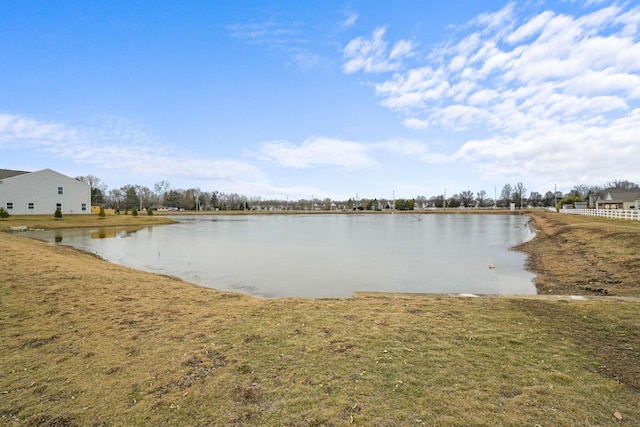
[17,212,538,299]
[2,209,639,297]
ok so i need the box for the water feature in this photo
[25,213,536,298]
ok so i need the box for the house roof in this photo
[596,188,640,202]
[0,169,30,180]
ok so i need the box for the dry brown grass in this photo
[519,211,640,296]
[0,214,177,232]
[1,212,639,426]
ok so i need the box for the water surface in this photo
[27,214,536,297]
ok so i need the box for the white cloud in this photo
[258,137,378,169]
[287,48,320,71]
[389,39,414,60]
[343,2,640,187]
[471,2,516,33]
[0,113,264,186]
[453,109,640,185]
[0,113,78,146]
[403,118,430,130]
[342,27,414,74]
[368,2,640,124]
[467,89,499,105]
[228,20,319,71]
[256,136,451,171]
[341,11,358,29]
[506,11,555,44]
[374,140,450,163]
[227,21,299,43]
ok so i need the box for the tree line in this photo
[75,176,639,212]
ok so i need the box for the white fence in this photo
[561,208,640,221]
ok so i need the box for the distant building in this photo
[589,188,640,210]
[0,168,91,215]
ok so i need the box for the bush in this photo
[98,207,106,218]
[557,195,584,210]
[147,207,153,216]
[0,207,10,220]
[132,208,138,217]
[54,208,63,220]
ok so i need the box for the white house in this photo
[0,168,91,215]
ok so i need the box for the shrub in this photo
[54,208,63,220]
[147,207,153,216]
[557,195,584,210]
[98,207,106,218]
[0,207,10,220]
[132,208,138,217]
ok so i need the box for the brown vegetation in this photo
[520,211,640,297]
[1,212,639,425]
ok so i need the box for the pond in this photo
[26,213,537,298]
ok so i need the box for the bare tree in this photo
[154,181,171,205]
[447,194,461,208]
[108,188,123,209]
[77,175,107,205]
[429,195,445,208]
[137,186,153,209]
[476,190,487,207]
[500,184,513,207]
[571,184,591,199]
[605,179,639,189]
[543,191,555,207]
[529,191,542,207]
[210,191,220,210]
[459,190,475,207]
[513,182,527,209]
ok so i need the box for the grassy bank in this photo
[519,211,640,297]
[1,211,639,425]
[0,214,177,232]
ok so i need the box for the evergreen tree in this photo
[0,207,10,220]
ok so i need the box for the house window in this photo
[58,186,64,195]
[81,203,87,211]
[56,203,62,210]
[6,202,13,210]
[28,202,34,210]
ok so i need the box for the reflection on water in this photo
[25,214,536,298]
[29,226,145,245]
[90,228,142,239]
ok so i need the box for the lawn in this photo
[1,211,638,425]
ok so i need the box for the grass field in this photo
[1,211,639,426]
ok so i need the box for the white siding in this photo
[0,169,90,215]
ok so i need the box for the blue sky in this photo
[1,1,639,200]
